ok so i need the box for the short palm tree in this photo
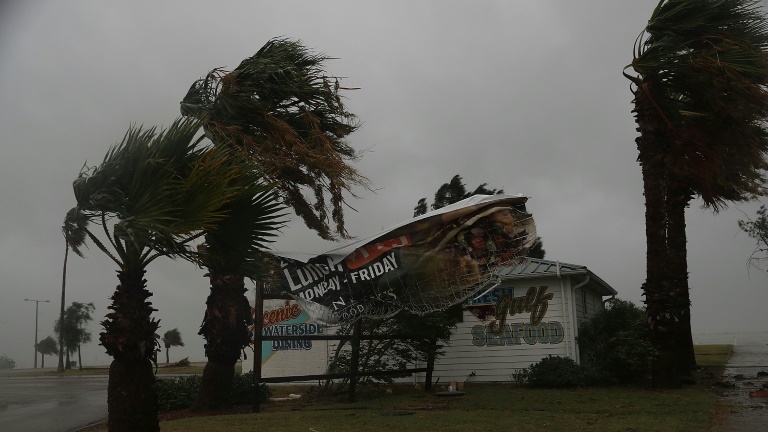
[193,190,283,410]
[627,0,768,387]
[67,117,280,432]
[36,336,58,368]
[162,328,185,364]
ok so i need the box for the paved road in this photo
[0,375,107,432]
[715,340,768,432]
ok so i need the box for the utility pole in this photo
[24,298,50,369]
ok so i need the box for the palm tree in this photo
[67,117,279,432]
[161,328,185,364]
[181,37,365,410]
[57,209,88,373]
[626,0,768,387]
[36,336,58,369]
[181,37,369,240]
[54,302,95,370]
[193,194,283,410]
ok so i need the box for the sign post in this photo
[252,283,264,413]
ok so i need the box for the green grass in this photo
[74,344,739,432]
[154,385,720,432]
[694,344,733,367]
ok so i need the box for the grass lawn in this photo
[693,344,733,367]
[155,384,722,432]
[82,344,734,432]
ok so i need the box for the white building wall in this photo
[425,276,574,383]
[244,275,609,385]
[575,286,605,323]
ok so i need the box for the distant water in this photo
[693,331,768,345]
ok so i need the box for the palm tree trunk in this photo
[78,345,83,371]
[57,242,67,373]
[193,274,252,411]
[41,354,45,369]
[634,85,681,388]
[66,351,71,370]
[101,269,160,432]
[166,348,170,364]
[666,182,696,375]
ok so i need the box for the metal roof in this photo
[497,258,617,296]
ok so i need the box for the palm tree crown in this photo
[627,0,768,209]
[181,37,369,240]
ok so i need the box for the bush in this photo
[156,372,270,412]
[577,298,655,385]
[326,310,456,388]
[231,372,271,405]
[157,375,202,412]
[0,354,15,370]
[523,355,587,388]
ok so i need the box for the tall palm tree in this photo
[181,37,364,410]
[57,209,88,372]
[161,328,185,364]
[626,0,768,387]
[36,336,58,369]
[67,117,278,432]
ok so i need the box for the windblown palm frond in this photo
[63,207,89,257]
[627,0,768,209]
[181,37,368,240]
[72,117,269,269]
[197,169,287,279]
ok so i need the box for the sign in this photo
[468,286,565,348]
[250,300,325,363]
[277,195,537,323]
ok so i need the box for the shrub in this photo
[577,298,655,385]
[325,310,456,388]
[0,354,15,370]
[511,368,529,384]
[156,372,270,412]
[157,375,202,412]
[231,371,271,405]
[523,355,587,388]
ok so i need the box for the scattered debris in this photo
[714,381,737,389]
[269,394,302,402]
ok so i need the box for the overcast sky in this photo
[2,0,768,369]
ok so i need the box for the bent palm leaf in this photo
[181,37,368,240]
